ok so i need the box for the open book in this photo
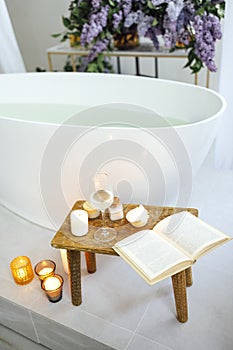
[113,211,231,285]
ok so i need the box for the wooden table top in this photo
[51,200,198,256]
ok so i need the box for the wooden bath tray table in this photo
[51,200,198,323]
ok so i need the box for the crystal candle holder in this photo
[10,256,34,285]
[34,260,56,281]
[41,274,64,303]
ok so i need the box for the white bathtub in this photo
[0,73,225,229]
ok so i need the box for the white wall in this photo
[5,0,222,90]
[5,0,68,71]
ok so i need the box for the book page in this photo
[114,230,191,281]
[153,211,230,259]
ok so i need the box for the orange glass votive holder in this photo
[34,260,56,281]
[10,256,34,285]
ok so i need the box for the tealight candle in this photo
[10,256,34,285]
[34,260,56,281]
[83,201,100,219]
[41,274,64,303]
[70,209,88,236]
[126,205,149,227]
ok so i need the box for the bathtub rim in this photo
[0,72,226,129]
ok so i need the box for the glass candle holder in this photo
[10,256,34,285]
[34,260,56,281]
[41,274,64,303]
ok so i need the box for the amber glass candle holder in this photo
[34,260,56,281]
[41,274,64,303]
[10,256,34,285]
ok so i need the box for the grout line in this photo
[124,297,174,350]
[78,308,135,334]
[29,310,40,344]
[124,300,151,350]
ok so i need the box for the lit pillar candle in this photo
[34,260,56,281]
[70,209,88,236]
[60,249,69,274]
[10,256,34,285]
[41,274,64,303]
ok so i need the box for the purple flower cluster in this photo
[124,10,142,28]
[176,1,195,30]
[63,0,224,73]
[193,12,222,72]
[91,0,101,9]
[167,0,184,22]
[82,38,110,70]
[137,14,154,36]
[80,6,109,45]
[151,0,167,5]
[145,27,160,50]
[124,9,153,37]
[122,0,132,17]
[113,10,123,29]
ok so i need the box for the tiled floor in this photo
[0,146,233,350]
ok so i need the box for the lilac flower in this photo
[125,12,139,28]
[151,0,167,5]
[167,0,184,22]
[177,29,190,45]
[122,0,132,17]
[164,30,174,48]
[80,6,109,45]
[85,38,110,65]
[193,13,222,71]
[125,10,147,29]
[176,1,195,30]
[137,15,154,37]
[113,11,123,29]
[65,0,224,73]
[91,0,100,9]
[145,27,160,50]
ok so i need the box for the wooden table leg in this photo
[67,250,82,306]
[185,267,193,287]
[85,252,96,273]
[171,270,188,323]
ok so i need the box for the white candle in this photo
[126,205,149,227]
[70,209,88,236]
[41,274,64,303]
[43,276,61,291]
[60,249,69,274]
[34,260,56,281]
[38,267,53,276]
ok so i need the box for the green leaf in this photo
[184,49,195,68]
[62,16,71,28]
[147,1,155,10]
[217,6,225,18]
[51,33,61,38]
[152,18,158,26]
[195,7,205,16]
[190,59,203,74]
[108,0,115,6]
[79,1,89,9]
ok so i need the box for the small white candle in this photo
[34,260,56,281]
[70,209,88,236]
[126,205,149,227]
[41,274,64,303]
[43,276,61,291]
[38,267,53,276]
